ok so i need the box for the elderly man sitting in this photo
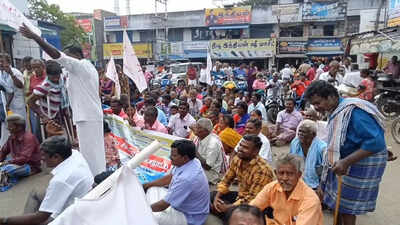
[143,140,210,225]
[0,114,41,192]
[211,134,274,218]
[301,108,328,143]
[269,98,303,146]
[290,120,326,190]
[250,153,323,225]
[193,118,226,185]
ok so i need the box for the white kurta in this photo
[55,53,105,175]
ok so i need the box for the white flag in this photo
[49,167,158,225]
[1,0,41,35]
[206,48,213,85]
[105,57,121,99]
[123,30,147,93]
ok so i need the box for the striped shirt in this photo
[33,80,62,118]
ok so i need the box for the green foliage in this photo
[27,0,88,47]
[238,0,276,7]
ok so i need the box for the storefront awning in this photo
[306,51,344,56]
[209,25,249,30]
[0,24,16,33]
[276,54,307,58]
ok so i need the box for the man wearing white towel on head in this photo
[20,24,106,175]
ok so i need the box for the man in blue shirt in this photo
[304,80,388,225]
[290,119,326,189]
[143,140,210,225]
[144,97,168,126]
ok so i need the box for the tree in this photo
[27,0,88,47]
[238,0,276,7]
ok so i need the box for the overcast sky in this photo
[46,0,230,14]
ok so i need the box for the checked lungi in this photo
[322,150,387,215]
[0,163,31,192]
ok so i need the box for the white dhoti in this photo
[146,187,187,225]
[76,121,106,176]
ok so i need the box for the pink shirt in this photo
[144,120,168,134]
[252,79,267,90]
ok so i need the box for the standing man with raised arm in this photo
[20,24,106,175]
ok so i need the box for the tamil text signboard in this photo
[210,38,276,59]
[302,1,346,21]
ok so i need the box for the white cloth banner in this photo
[122,30,147,93]
[105,56,121,99]
[49,166,158,225]
[0,0,41,36]
[206,48,212,85]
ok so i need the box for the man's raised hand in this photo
[19,23,38,40]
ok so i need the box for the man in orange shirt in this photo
[250,153,323,225]
[290,73,311,99]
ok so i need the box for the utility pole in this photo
[375,0,386,31]
[153,0,168,61]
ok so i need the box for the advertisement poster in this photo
[307,38,342,52]
[104,16,129,29]
[302,1,346,21]
[103,43,153,59]
[76,19,93,33]
[388,0,400,27]
[210,38,276,59]
[279,41,307,54]
[205,6,251,26]
[104,115,182,184]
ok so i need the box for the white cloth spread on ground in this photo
[49,166,158,225]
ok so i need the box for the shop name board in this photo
[103,43,152,59]
[279,41,307,54]
[307,38,342,52]
[302,1,346,21]
[205,6,251,26]
[388,0,400,27]
[183,41,209,50]
[210,38,276,59]
[104,16,128,29]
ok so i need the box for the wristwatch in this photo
[1,217,8,225]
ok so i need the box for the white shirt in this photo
[55,53,103,123]
[39,150,94,218]
[248,102,267,121]
[197,133,224,184]
[319,72,344,86]
[234,133,272,164]
[168,113,196,138]
[267,79,283,97]
[187,98,203,117]
[199,68,207,83]
[3,68,25,114]
[280,68,293,80]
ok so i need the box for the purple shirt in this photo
[276,110,303,130]
[164,159,210,225]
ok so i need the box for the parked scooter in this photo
[265,94,285,123]
[375,86,400,119]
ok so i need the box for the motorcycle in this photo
[392,117,400,144]
[265,95,285,124]
[235,74,248,92]
[375,87,400,119]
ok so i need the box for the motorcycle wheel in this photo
[377,95,400,119]
[391,117,400,144]
[267,106,279,124]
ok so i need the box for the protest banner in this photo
[210,38,276,59]
[104,114,182,184]
[0,0,41,35]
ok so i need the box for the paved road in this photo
[1,126,399,225]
